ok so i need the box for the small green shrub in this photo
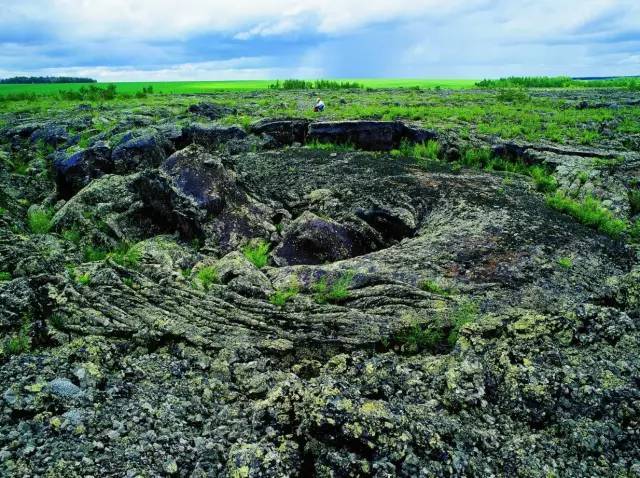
[313,272,354,304]
[108,242,142,268]
[461,148,492,169]
[196,266,219,291]
[84,244,108,262]
[629,219,640,242]
[270,278,299,307]
[577,171,589,184]
[49,314,65,330]
[27,207,54,234]
[629,190,640,216]
[420,279,449,295]
[75,272,91,286]
[122,277,135,288]
[529,166,558,193]
[557,257,573,269]
[447,300,479,346]
[546,192,627,238]
[3,317,31,356]
[307,140,354,152]
[395,317,444,353]
[0,271,11,281]
[61,228,82,244]
[242,240,270,269]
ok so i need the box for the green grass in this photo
[83,244,109,262]
[0,271,12,282]
[557,257,573,269]
[3,318,31,356]
[61,228,82,244]
[392,139,441,165]
[313,272,354,304]
[75,272,91,286]
[242,240,270,269]
[195,266,219,291]
[420,279,449,296]
[393,299,478,353]
[307,140,355,152]
[27,207,54,234]
[629,190,640,216]
[529,166,558,193]
[0,79,479,99]
[447,300,479,346]
[108,242,142,268]
[546,192,628,238]
[395,316,445,353]
[270,278,299,307]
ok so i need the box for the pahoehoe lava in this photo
[0,97,639,478]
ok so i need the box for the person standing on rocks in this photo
[314,97,325,112]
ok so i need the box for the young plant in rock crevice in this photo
[313,272,354,304]
[242,240,270,269]
[195,266,219,291]
[270,277,300,308]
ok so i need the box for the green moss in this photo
[0,271,11,281]
[242,239,270,269]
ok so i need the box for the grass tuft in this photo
[27,207,54,234]
[196,266,219,291]
[546,192,627,238]
[313,272,354,304]
[242,240,270,269]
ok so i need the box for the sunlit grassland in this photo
[1,82,639,148]
[0,78,479,97]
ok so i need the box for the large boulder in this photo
[250,118,311,146]
[272,212,374,266]
[51,170,206,243]
[188,102,236,120]
[53,142,112,198]
[178,124,247,150]
[29,124,69,148]
[160,145,235,216]
[307,120,434,151]
[111,132,171,174]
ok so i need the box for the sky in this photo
[0,0,639,81]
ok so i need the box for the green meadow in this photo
[0,78,478,96]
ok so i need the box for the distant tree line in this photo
[476,76,640,90]
[269,79,363,90]
[0,76,97,84]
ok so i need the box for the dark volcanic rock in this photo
[307,120,437,150]
[179,124,247,150]
[111,132,171,174]
[160,145,234,216]
[29,124,69,148]
[53,142,112,198]
[272,212,375,266]
[188,102,236,119]
[250,118,311,146]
